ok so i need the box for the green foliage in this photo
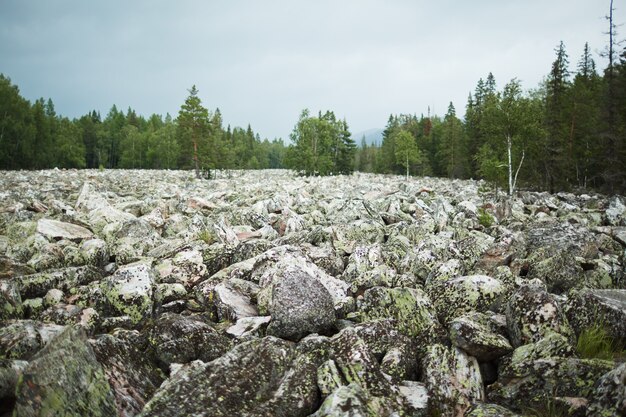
[477,208,494,228]
[393,130,420,179]
[197,229,216,245]
[576,325,617,360]
[522,399,569,417]
[286,109,355,176]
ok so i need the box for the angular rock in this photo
[266,263,336,341]
[565,289,626,344]
[40,303,100,334]
[91,333,165,417]
[226,315,271,339]
[146,313,231,367]
[505,282,574,347]
[422,343,484,417]
[465,403,521,417]
[17,265,102,299]
[36,218,93,241]
[0,320,65,360]
[360,286,444,347]
[0,279,23,321]
[139,337,299,417]
[213,280,258,321]
[449,312,513,362]
[101,261,155,325]
[13,326,117,416]
[429,275,506,326]
[488,357,614,412]
[587,362,626,417]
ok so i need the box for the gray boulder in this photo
[449,312,513,362]
[13,326,117,417]
[422,343,484,417]
[100,261,155,325]
[266,263,336,341]
[146,313,231,367]
[505,282,574,347]
[91,333,165,417]
[36,218,93,242]
[587,362,626,417]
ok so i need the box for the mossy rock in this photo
[13,326,117,417]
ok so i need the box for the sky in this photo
[0,0,621,141]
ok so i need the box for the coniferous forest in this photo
[1,37,626,193]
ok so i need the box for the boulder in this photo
[429,275,506,326]
[13,326,117,416]
[449,312,513,362]
[505,282,574,347]
[101,261,155,325]
[213,280,258,321]
[146,313,231,367]
[0,279,23,321]
[36,218,93,241]
[422,343,484,417]
[0,320,65,360]
[266,263,336,341]
[17,266,102,299]
[91,333,165,417]
[360,286,444,347]
[139,337,313,417]
[488,357,614,412]
[565,289,626,344]
[587,362,626,417]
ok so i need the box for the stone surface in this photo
[13,326,117,417]
[36,218,93,241]
[266,263,336,341]
[0,169,624,416]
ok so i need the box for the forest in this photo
[1,37,625,193]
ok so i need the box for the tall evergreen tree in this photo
[177,85,209,178]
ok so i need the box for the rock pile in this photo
[0,169,625,416]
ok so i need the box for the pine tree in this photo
[177,85,209,178]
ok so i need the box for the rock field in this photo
[0,168,625,417]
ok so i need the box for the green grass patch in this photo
[197,229,216,245]
[477,208,494,228]
[576,325,617,360]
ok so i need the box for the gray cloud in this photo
[0,0,617,140]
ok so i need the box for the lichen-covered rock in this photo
[505,282,574,347]
[146,313,231,367]
[101,261,155,325]
[0,279,23,321]
[36,218,93,242]
[213,280,258,321]
[429,275,506,326]
[78,238,109,267]
[266,263,336,341]
[522,223,601,293]
[310,383,399,417]
[422,343,484,417]
[91,333,165,417]
[604,196,626,226]
[587,362,626,417]
[40,303,100,334]
[17,265,102,299]
[0,320,65,360]
[465,403,521,417]
[565,289,626,344]
[508,331,574,365]
[139,337,304,417]
[360,286,444,347]
[488,357,614,412]
[13,326,117,417]
[449,312,513,362]
[322,327,411,414]
[0,358,28,411]
[155,247,208,289]
[226,315,271,339]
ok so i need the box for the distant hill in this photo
[353,128,383,147]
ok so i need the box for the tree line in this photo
[356,38,626,194]
[0,76,287,173]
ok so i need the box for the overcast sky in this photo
[0,1,620,140]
